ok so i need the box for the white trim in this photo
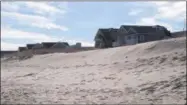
[120,27,161,36]
[122,27,128,33]
[120,26,138,34]
[128,27,137,34]
[119,26,128,33]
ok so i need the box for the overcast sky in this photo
[1,1,186,50]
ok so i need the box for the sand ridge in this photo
[1,37,186,104]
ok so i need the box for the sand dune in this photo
[1,37,186,104]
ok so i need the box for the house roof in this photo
[97,28,118,41]
[26,44,37,49]
[99,28,118,33]
[51,42,69,48]
[42,42,57,48]
[32,43,43,49]
[60,42,69,46]
[18,47,27,52]
[120,25,159,33]
[99,28,110,34]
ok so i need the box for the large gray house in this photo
[94,25,171,48]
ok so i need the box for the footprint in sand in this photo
[24,73,35,76]
[113,62,119,65]
[103,76,116,80]
[87,79,95,83]
[125,87,136,94]
[16,73,35,78]
[159,57,167,64]
[70,83,79,86]
[97,95,108,100]
[80,80,86,85]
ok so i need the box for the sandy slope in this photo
[1,37,186,104]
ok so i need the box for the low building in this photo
[41,42,57,48]
[70,42,82,48]
[32,43,44,49]
[75,42,81,48]
[94,28,118,48]
[18,47,28,52]
[171,31,186,38]
[94,25,171,48]
[51,42,69,48]
[26,44,37,49]
[1,51,17,57]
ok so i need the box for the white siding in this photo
[125,35,138,45]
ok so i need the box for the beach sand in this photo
[1,36,186,104]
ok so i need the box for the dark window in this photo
[128,36,131,39]
[138,36,141,40]
[141,35,144,41]
[139,35,144,41]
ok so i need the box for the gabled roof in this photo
[99,29,110,35]
[99,28,118,33]
[120,25,158,33]
[96,28,118,41]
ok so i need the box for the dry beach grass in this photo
[1,36,186,104]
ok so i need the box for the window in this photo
[128,36,131,40]
[139,35,144,41]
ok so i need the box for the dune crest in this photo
[1,37,186,104]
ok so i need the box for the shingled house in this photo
[32,43,44,49]
[94,25,171,48]
[26,44,37,49]
[70,42,82,48]
[18,47,28,52]
[51,42,69,48]
[41,42,57,48]
[94,28,118,48]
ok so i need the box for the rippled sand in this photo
[1,37,186,104]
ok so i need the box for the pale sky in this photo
[1,1,186,50]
